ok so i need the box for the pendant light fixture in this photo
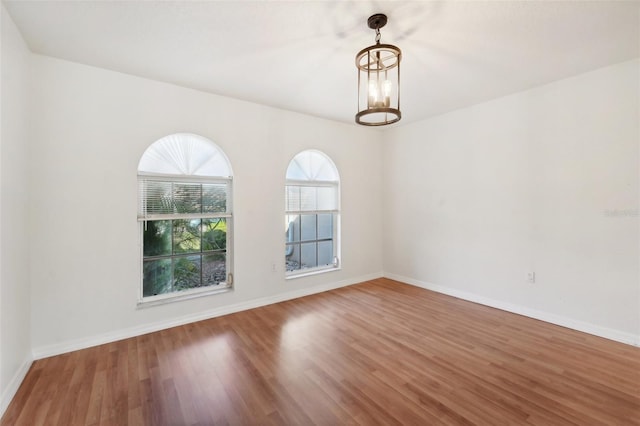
[355,13,402,126]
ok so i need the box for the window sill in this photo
[286,266,341,280]
[137,285,232,309]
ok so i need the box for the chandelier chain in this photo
[375,28,381,44]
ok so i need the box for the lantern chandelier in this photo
[355,13,402,126]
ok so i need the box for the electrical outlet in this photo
[526,272,535,283]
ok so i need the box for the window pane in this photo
[143,220,172,257]
[301,214,316,242]
[202,218,227,251]
[317,214,333,240]
[143,259,172,296]
[286,186,300,211]
[173,219,201,254]
[317,186,337,210]
[203,253,226,286]
[301,242,317,269]
[318,240,333,266]
[286,215,300,243]
[203,184,227,213]
[286,243,300,271]
[173,183,201,214]
[300,186,317,211]
[173,255,201,291]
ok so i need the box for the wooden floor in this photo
[2,278,639,425]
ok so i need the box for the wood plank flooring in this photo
[2,278,639,425]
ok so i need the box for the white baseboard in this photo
[32,271,384,360]
[0,356,33,419]
[384,272,640,347]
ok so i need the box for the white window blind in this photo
[138,177,231,220]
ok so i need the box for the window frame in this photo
[137,134,233,307]
[285,154,341,279]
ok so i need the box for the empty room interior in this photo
[1,1,639,425]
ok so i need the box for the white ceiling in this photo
[4,1,639,126]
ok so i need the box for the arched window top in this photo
[138,133,232,177]
[286,150,339,182]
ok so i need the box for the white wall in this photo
[383,59,640,344]
[0,4,32,414]
[29,55,383,356]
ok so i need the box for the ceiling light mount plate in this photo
[367,13,388,30]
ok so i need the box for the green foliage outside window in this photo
[142,210,228,297]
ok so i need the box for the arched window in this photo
[285,150,340,277]
[138,133,233,304]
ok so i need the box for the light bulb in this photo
[382,80,392,107]
[368,79,379,108]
